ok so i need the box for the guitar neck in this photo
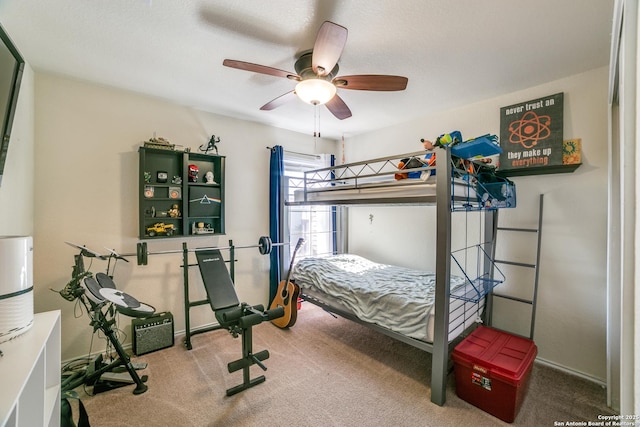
[283,237,305,285]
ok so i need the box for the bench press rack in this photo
[182,240,235,350]
[179,240,284,395]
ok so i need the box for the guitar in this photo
[270,237,305,328]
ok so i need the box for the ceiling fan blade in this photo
[333,75,408,91]
[223,59,300,80]
[312,21,348,76]
[325,94,352,120]
[260,91,297,111]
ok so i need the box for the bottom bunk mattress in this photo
[293,254,484,343]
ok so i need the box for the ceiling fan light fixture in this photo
[295,78,337,105]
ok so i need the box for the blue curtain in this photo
[268,145,284,304]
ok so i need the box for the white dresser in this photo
[0,310,61,427]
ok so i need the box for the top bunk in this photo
[287,135,516,211]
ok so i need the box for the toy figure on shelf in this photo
[168,204,180,218]
[188,164,199,182]
[200,134,220,155]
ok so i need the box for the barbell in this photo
[134,235,285,266]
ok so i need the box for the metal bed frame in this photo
[285,147,503,406]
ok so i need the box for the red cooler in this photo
[452,326,537,423]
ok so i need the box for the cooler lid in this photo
[453,326,537,385]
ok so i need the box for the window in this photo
[283,152,335,260]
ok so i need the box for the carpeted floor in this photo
[71,303,615,426]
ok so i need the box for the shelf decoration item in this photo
[189,189,222,217]
[205,170,217,184]
[144,185,155,198]
[146,222,174,237]
[168,204,180,218]
[144,136,175,151]
[562,138,581,165]
[188,164,199,182]
[192,222,215,235]
[199,134,220,155]
[498,93,566,176]
[169,187,181,199]
[156,171,168,183]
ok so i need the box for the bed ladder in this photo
[487,193,544,340]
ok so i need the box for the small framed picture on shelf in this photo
[156,171,168,183]
[169,187,181,199]
[144,186,155,198]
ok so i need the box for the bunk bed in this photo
[285,146,515,406]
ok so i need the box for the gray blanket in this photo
[293,254,466,341]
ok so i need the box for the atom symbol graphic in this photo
[508,111,551,149]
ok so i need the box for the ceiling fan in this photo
[223,21,408,120]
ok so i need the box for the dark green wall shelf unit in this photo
[139,147,225,239]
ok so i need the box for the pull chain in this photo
[312,104,321,151]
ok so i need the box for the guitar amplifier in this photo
[131,312,174,356]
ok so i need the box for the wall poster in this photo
[498,93,563,174]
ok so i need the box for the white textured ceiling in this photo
[0,0,614,140]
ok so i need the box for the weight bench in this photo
[195,248,284,396]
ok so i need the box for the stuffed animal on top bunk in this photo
[394,131,462,180]
[394,151,434,180]
[394,131,500,181]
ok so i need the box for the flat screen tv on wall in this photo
[0,22,24,187]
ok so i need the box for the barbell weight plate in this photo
[137,242,144,266]
[142,242,148,265]
[258,236,271,255]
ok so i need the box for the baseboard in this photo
[535,357,606,388]
[173,321,220,337]
[61,350,120,368]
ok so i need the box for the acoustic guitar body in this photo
[270,280,300,328]
[270,237,305,329]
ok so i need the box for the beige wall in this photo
[33,73,336,361]
[344,67,609,382]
